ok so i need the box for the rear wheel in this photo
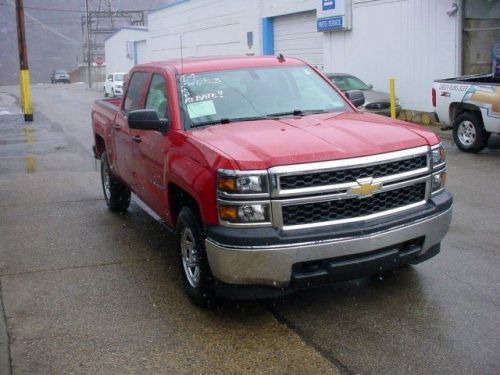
[176,207,215,307]
[453,112,489,153]
[100,152,130,212]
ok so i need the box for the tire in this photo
[100,152,131,212]
[176,207,215,307]
[111,88,115,97]
[453,112,489,153]
[104,87,108,98]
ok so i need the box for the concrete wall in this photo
[128,0,460,111]
[104,28,149,75]
[323,0,460,112]
[261,0,316,17]
[148,0,261,60]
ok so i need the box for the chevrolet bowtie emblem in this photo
[351,178,382,198]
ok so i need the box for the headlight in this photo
[431,143,446,168]
[431,170,447,194]
[217,170,269,197]
[218,202,271,226]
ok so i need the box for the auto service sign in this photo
[317,0,352,31]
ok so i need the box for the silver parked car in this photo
[327,73,401,116]
[50,69,70,84]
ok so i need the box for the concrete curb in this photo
[0,282,11,375]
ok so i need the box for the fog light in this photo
[432,171,447,193]
[238,204,267,221]
[218,203,270,224]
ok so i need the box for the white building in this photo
[104,27,149,75]
[109,0,499,112]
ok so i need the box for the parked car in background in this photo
[433,73,500,152]
[50,69,70,84]
[104,72,126,97]
[327,73,401,117]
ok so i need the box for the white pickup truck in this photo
[432,73,499,152]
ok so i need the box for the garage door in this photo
[274,11,324,69]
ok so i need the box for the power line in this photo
[14,5,154,13]
[5,0,82,45]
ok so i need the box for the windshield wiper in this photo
[191,115,270,128]
[266,109,328,117]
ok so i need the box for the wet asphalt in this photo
[0,83,499,374]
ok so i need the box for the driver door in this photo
[131,72,171,216]
[112,71,148,189]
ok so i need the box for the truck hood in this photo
[190,112,439,170]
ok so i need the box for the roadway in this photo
[0,83,498,374]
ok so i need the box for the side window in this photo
[145,74,168,118]
[107,74,113,82]
[124,72,148,112]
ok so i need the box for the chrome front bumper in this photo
[205,207,452,287]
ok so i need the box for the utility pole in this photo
[85,0,92,88]
[15,0,33,121]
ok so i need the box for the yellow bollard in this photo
[19,69,33,121]
[389,78,396,119]
[16,0,34,122]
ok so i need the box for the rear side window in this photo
[124,72,148,112]
[145,74,168,118]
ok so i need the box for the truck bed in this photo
[435,73,500,85]
[92,98,122,139]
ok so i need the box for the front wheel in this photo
[111,88,115,97]
[453,112,489,153]
[104,87,108,97]
[100,152,130,212]
[176,207,215,307]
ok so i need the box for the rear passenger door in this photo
[113,71,148,188]
[131,72,171,215]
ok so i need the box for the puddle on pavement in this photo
[25,154,36,173]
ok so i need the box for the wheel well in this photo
[168,184,200,226]
[450,102,483,124]
[94,135,106,158]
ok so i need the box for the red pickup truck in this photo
[92,56,452,306]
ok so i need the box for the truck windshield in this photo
[178,66,350,128]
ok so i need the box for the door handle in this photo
[131,135,142,143]
[113,124,121,130]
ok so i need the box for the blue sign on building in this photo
[322,0,335,11]
[317,16,343,31]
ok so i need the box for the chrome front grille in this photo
[279,155,427,190]
[282,182,426,226]
[268,146,431,230]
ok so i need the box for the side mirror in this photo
[128,109,168,132]
[368,84,374,89]
[344,90,365,108]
